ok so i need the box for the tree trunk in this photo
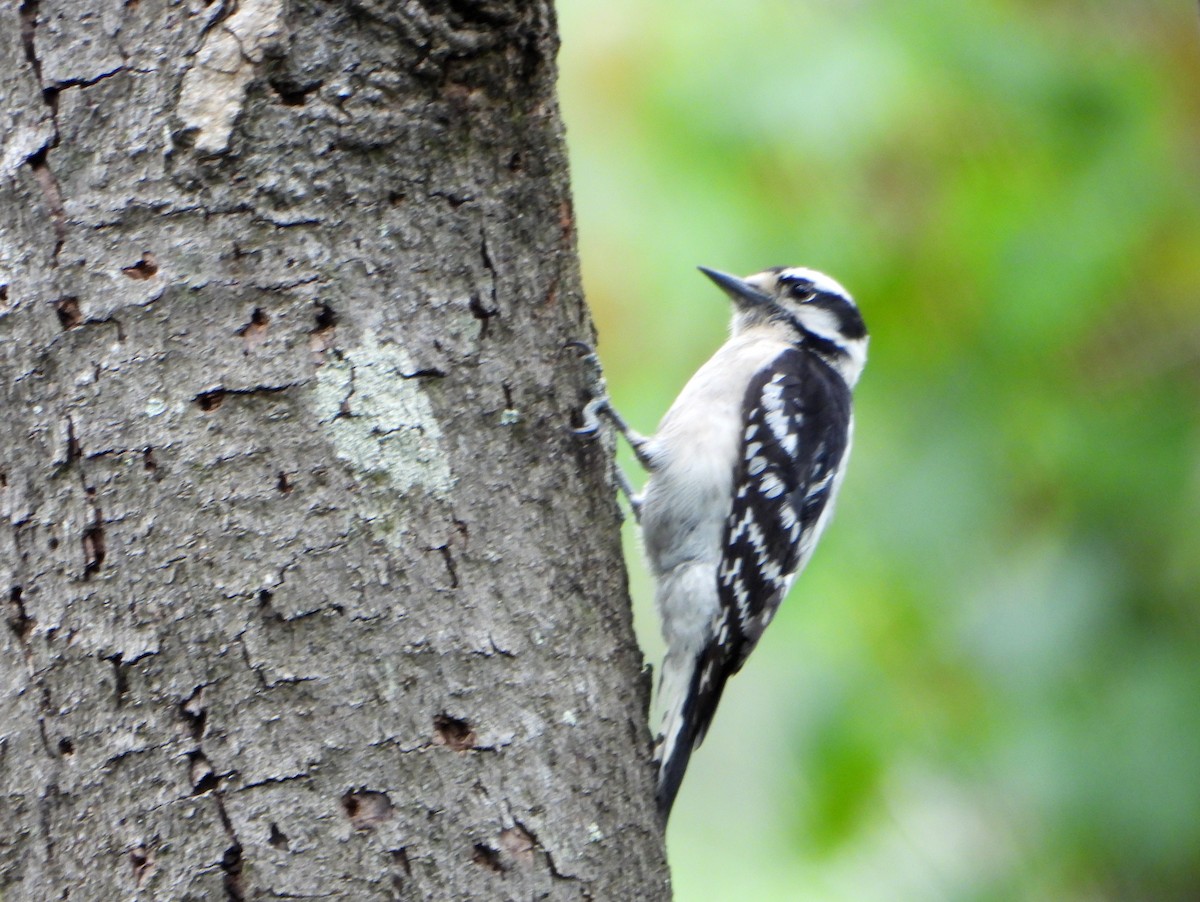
[0,1,669,898]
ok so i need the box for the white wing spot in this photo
[718,556,744,585]
[806,471,834,499]
[744,519,767,559]
[780,429,799,457]
[780,505,798,529]
[759,555,783,588]
[734,578,751,622]
[760,472,785,499]
[760,375,801,454]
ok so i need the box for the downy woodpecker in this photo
[579,266,867,819]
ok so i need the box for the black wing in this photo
[716,347,851,671]
[657,348,852,815]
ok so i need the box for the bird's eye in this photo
[787,281,816,302]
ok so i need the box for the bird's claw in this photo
[573,395,610,436]
[563,339,595,356]
[565,340,609,436]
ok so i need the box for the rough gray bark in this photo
[0,1,670,898]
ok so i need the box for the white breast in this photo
[638,328,787,573]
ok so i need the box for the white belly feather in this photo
[639,328,791,656]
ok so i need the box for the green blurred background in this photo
[556,1,1200,899]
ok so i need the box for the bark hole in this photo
[195,390,225,412]
[267,822,289,850]
[129,845,153,886]
[433,713,476,751]
[57,737,74,756]
[468,294,499,339]
[309,303,338,360]
[142,448,160,478]
[64,416,81,463]
[187,751,218,794]
[269,77,322,107]
[237,307,269,351]
[121,253,158,280]
[312,302,337,332]
[54,296,81,329]
[220,843,244,901]
[391,847,411,875]
[82,523,106,577]
[341,789,394,830]
[472,843,504,873]
[499,824,535,867]
[105,654,129,706]
[7,587,33,641]
[437,192,471,209]
[180,686,207,740]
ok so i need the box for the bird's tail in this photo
[653,646,730,820]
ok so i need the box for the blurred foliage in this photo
[556,1,1200,899]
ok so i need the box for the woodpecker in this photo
[578,266,867,819]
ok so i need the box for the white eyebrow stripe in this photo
[779,267,851,301]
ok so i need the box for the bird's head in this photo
[699,265,868,386]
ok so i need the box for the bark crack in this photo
[81,486,105,580]
[429,543,459,589]
[26,148,66,263]
[469,228,501,339]
[19,0,67,263]
[188,678,244,902]
[215,795,245,902]
[239,772,312,791]
[7,586,35,658]
[52,66,129,92]
[237,637,320,690]
[39,781,58,868]
[8,527,70,767]
[18,0,50,93]
[103,650,156,708]
[194,382,302,412]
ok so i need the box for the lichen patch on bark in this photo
[311,331,454,498]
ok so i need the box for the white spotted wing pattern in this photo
[692,347,852,739]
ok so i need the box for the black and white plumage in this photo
[584,266,867,819]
